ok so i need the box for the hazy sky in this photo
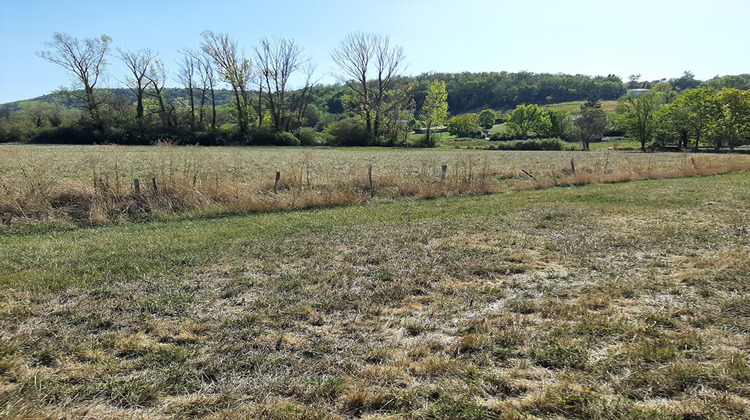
[1,0,748,103]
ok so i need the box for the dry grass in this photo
[1,144,749,229]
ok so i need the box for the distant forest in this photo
[8,71,750,117]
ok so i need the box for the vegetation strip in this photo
[2,145,749,229]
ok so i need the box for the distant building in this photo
[626,89,652,96]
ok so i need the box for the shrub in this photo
[273,131,300,146]
[488,138,574,151]
[326,118,367,146]
[409,134,436,148]
[489,130,517,141]
[479,109,496,128]
[295,127,328,146]
[447,114,482,138]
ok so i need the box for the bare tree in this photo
[200,31,253,135]
[39,33,112,126]
[144,59,174,127]
[197,54,217,130]
[331,32,406,142]
[255,37,316,132]
[118,48,156,120]
[177,50,198,129]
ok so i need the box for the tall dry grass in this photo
[1,144,748,227]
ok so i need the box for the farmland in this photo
[1,144,748,228]
[1,145,750,418]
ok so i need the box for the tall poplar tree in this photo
[420,80,448,145]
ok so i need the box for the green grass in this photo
[542,100,619,115]
[2,172,750,418]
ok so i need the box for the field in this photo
[543,100,620,115]
[2,144,749,228]
[1,145,750,419]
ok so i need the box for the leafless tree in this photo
[39,33,112,126]
[177,50,198,129]
[118,48,156,120]
[255,37,316,131]
[331,32,406,141]
[201,31,253,135]
[197,54,217,130]
[144,59,174,127]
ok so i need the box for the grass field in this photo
[543,100,620,115]
[2,144,748,229]
[1,154,750,418]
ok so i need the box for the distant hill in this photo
[3,72,748,116]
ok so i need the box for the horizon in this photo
[1,0,749,104]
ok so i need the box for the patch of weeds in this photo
[571,313,628,339]
[404,323,427,336]
[533,340,589,370]
[506,298,538,314]
[341,387,411,417]
[453,333,494,355]
[524,384,671,419]
[622,361,721,399]
[722,297,750,318]
[105,375,164,408]
[427,396,491,420]
[140,344,191,366]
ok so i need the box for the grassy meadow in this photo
[1,145,750,418]
[1,143,749,228]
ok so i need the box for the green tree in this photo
[539,108,571,138]
[420,81,449,145]
[18,101,51,128]
[478,109,496,128]
[670,88,718,149]
[447,113,481,138]
[616,92,662,151]
[715,88,750,150]
[574,99,607,150]
[506,104,549,139]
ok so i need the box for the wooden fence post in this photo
[133,179,141,197]
[691,158,697,169]
[368,164,374,198]
[152,177,159,195]
[570,158,576,173]
[441,164,448,181]
[275,171,281,194]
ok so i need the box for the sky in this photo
[1,0,748,103]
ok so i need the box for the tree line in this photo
[1,31,749,148]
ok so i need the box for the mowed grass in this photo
[1,172,749,418]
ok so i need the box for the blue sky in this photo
[1,0,748,103]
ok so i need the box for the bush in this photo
[489,130,517,141]
[487,138,574,151]
[295,127,330,146]
[273,131,300,146]
[409,134,436,148]
[31,125,98,144]
[244,127,300,146]
[326,118,368,146]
